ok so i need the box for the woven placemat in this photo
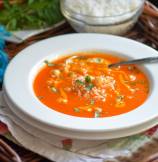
[1,1,158,162]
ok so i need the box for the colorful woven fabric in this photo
[0,25,9,82]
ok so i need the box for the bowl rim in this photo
[3,33,158,132]
[60,0,145,19]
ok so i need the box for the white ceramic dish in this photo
[3,91,158,140]
[3,34,158,140]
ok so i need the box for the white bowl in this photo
[3,34,158,140]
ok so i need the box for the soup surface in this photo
[33,53,149,118]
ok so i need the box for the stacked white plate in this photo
[3,34,158,140]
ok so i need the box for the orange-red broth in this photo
[33,53,149,118]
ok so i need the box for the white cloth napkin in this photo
[0,91,157,162]
[5,21,66,43]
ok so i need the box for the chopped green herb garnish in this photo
[76,80,85,85]
[96,58,102,63]
[94,111,100,118]
[116,95,124,102]
[44,60,55,67]
[50,87,58,93]
[74,107,80,112]
[86,83,94,91]
[85,76,91,83]
[90,99,95,105]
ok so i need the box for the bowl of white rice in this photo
[60,0,145,35]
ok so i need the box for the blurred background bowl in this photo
[60,0,145,35]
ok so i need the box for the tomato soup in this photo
[33,53,149,118]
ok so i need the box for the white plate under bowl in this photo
[3,34,158,140]
[3,90,158,140]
